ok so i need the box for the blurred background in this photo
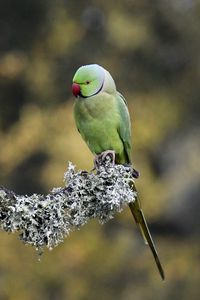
[0,0,200,299]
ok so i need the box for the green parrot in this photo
[72,64,165,280]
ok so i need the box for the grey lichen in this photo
[0,156,136,251]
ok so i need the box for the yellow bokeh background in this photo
[0,1,200,299]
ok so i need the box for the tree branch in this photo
[0,156,136,252]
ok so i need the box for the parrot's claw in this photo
[123,163,140,179]
[101,150,115,164]
[132,168,140,179]
[93,155,99,170]
[93,150,116,170]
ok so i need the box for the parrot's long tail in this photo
[129,182,165,280]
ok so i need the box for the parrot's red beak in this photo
[72,83,81,97]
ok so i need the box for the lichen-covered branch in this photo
[0,157,136,251]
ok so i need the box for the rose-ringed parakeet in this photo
[72,64,165,280]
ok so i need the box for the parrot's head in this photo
[72,64,116,98]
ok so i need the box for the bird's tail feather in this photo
[129,182,165,280]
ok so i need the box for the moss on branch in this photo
[0,156,136,251]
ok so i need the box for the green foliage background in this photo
[0,0,200,299]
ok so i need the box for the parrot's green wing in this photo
[116,92,132,164]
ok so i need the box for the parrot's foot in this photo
[123,163,140,179]
[132,168,140,179]
[101,150,115,164]
[93,150,116,170]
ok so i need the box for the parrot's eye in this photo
[86,81,90,85]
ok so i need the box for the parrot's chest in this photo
[74,94,123,155]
